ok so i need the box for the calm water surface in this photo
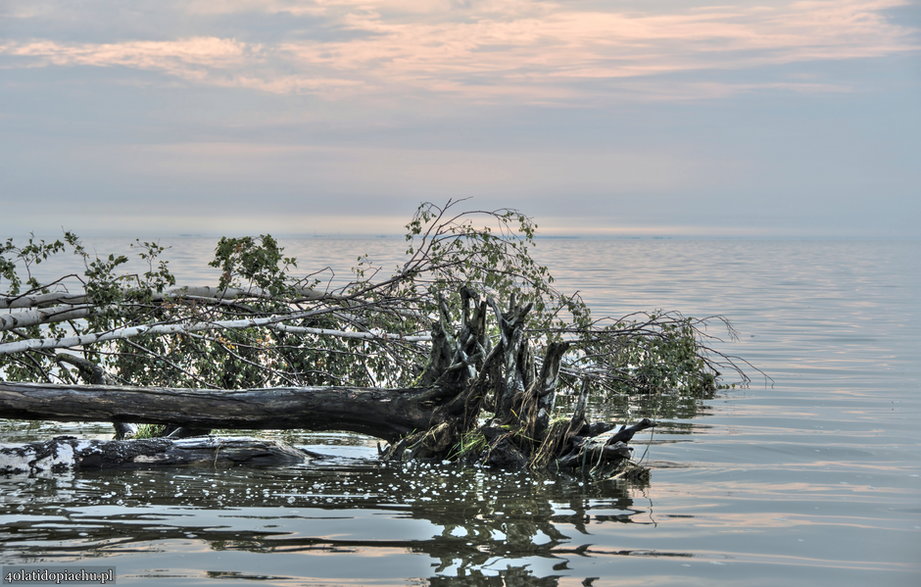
[2,237,920,585]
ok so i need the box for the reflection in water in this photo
[587,392,715,422]
[0,460,669,583]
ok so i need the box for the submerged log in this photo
[0,436,312,476]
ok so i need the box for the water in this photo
[2,237,920,585]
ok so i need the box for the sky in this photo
[2,0,920,238]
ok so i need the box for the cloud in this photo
[2,37,254,81]
[2,1,917,102]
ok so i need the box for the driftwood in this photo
[0,381,436,443]
[0,436,312,476]
[0,294,656,476]
[555,419,656,470]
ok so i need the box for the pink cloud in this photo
[2,1,917,102]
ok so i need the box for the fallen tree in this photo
[1,293,658,476]
[0,200,754,475]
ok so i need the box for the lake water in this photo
[2,236,920,586]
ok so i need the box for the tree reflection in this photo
[0,462,684,583]
[585,390,714,422]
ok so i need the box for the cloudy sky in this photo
[2,0,919,238]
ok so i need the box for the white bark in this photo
[0,291,87,310]
[0,304,93,332]
[0,310,431,355]
[0,285,335,310]
[0,284,352,333]
[270,324,432,342]
[0,309,324,354]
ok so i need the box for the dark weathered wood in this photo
[607,418,656,445]
[55,353,138,439]
[0,436,313,475]
[0,381,436,442]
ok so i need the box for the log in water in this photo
[0,436,313,476]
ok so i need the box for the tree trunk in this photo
[0,381,436,443]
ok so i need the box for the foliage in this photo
[0,200,747,401]
[395,201,592,333]
[210,235,297,296]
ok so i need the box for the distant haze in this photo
[2,1,919,238]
